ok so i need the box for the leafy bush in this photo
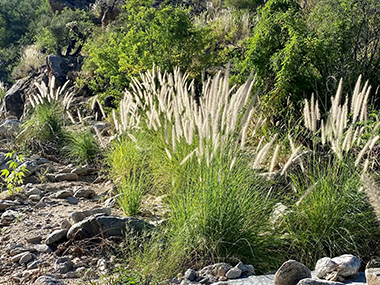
[83,0,216,95]
[36,7,94,56]
[238,0,380,117]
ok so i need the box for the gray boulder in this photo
[274,260,311,285]
[67,215,154,240]
[0,119,22,137]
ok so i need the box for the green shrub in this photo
[83,0,216,95]
[65,130,100,164]
[35,7,94,56]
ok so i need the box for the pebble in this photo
[55,256,73,274]
[66,197,79,205]
[45,229,68,245]
[26,235,42,244]
[55,190,73,199]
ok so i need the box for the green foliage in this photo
[65,130,100,164]
[36,8,94,56]
[224,0,264,10]
[83,0,216,95]
[21,102,67,143]
[106,135,151,216]
[238,0,380,117]
[1,152,27,193]
[282,155,379,268]
[0,0,50,48]
[0,0,51,82]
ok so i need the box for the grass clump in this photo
[21,102,67,142]
[282,153,379,268]
[107,135,152,216]
[65,130,100,164]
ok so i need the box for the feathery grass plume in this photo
[270,145,280,172]
[114,66,263,166]
[31,77,73,110]
[303,76,375,158]
[281,146,301,176]
[355,135,380,167]
[252,134,277,170]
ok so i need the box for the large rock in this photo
[315,255,360,281]
[274,260,311,285]
[66,215,154,239]
[2,78,27,119]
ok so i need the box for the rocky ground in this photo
[0,150,168,285]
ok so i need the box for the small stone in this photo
[71,168,87,176]
[45,229,68,245]
[274,260,311,285]
[27,259,46,270]
[55,173,79,182]
[33,244,52,253]
[297,278,345,285]
[55,190,73,199]
[236,261,255,276]
[70,208,112,223]
[67,196,79,204]
[184,269,197,281]
[26,188,42,197]
[19,252,33,264]
[34,275,65,285]
[0,200,16,210]
[29,194,41,201]
[61,219,71,229]
[74,188,95,198]
[26,235,42,244]
[30,154,40,160]
[215,263,232,277]
[55,256,73,274]
[225,267,242,279]
[11,251,29,263]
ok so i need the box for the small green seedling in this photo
[1,152,27,193]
